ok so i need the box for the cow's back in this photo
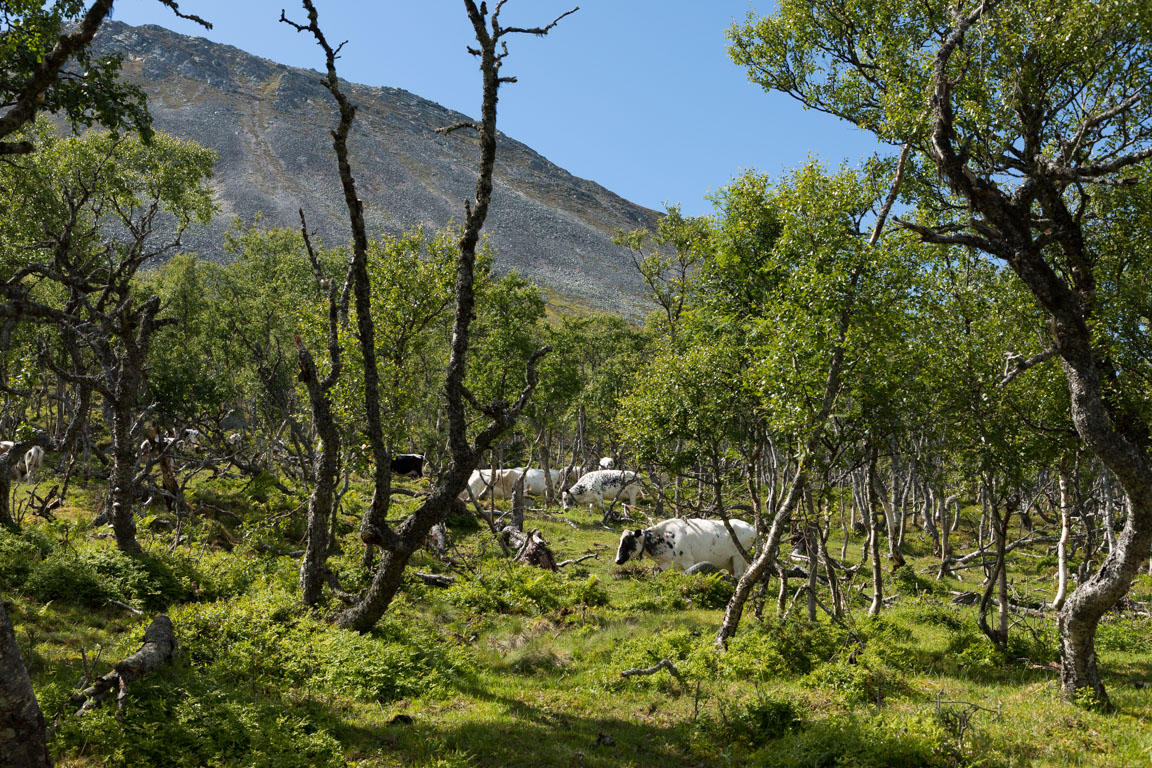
[651,518,754,574]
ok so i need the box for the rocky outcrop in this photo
[89,22,658,316]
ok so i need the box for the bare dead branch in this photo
[868,143,911,246]
[154,0,212,29]
[620,658,683,681]
[999,347,1058,388]
[499,7,580,37]
[557,553,599,568]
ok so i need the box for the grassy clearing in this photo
[3,474,1151,767]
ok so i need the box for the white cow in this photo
[561,470,642,513]
[20,446,44,483]
[463,468,525,501]
[519,467,579,497]
[614,518,756,577]
[599,456,615,470]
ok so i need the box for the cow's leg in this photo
[732,556,747,579]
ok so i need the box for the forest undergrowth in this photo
[4,469,1151,768]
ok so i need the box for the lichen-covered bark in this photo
[0,593,52,768]
[296,339,341,607]
[73,615,176,720]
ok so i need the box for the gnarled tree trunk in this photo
[0,593,52,768]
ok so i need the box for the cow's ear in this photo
[634,529,643,537]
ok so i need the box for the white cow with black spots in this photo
[614,518,756,577]
[561,469,642,514]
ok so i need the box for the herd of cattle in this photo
[385,453,752,576]
[9,436,753,578]
[455,457,754,577]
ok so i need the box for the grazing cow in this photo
[20,446,44,483]
[599,456,615,470]
[464,468,525,501]
[561,470,642,513]
[615,518,756,577]
[390,453,425,478]
[519,467,580,497]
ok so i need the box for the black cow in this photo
[391,453,424,478]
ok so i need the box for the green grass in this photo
[4,476,1152,767]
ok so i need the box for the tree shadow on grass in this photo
[390,687,712,768]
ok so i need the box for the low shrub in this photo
[569,574,611,607]
[802,660,907,705]
[893,565,948,598]
[174,589,476,703]
[0,528,47,589]
[445,561,569,615]
[721,630,791,681]
[657,570,735,610]
[901,597,965,632]
[23,546,198,610]
[759,712,957,768]
[1096,617,1150,654]
[53,683,345,768]
[612,626,721,684]
[25,552,107,606]
[705,695,802,749]
[85,549,190,609]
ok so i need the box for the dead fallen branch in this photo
[620,658,683,681]
[952,535,1058,566]
[106,600,143,615]
[72,615,176,721]
[557,553,599,569]
[951,591,1049,617]
[413,572,455,588]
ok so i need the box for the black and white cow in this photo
[615,518,756,577]
[391,453,425,478]
[561,470,642,513]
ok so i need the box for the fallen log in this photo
[413,572,456,588]
[72,615,176,721]
[620,658,683,681]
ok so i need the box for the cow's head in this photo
[615,528,646,565]
[561,488,577,510]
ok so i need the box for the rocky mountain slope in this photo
[88,21,659,316]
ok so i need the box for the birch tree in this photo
[282,0,572,632]
[730,0,1152,704]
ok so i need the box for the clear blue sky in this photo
[111,0,882,217]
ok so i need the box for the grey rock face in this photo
[90,22,658,316]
